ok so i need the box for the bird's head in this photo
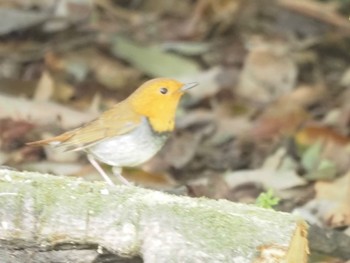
[128,78,197,132]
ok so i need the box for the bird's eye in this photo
[159,87,168,94]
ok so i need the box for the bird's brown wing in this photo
[27,101,142,151]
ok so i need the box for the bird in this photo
[27,78,198,186]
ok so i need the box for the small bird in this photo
[28,78,198,186]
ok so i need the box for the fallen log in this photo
[0,169,308,263]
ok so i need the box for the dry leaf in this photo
[34,70,54,102]
[187,175,231,200]
[112,36,201,78]
[224,169,307,193]
[0,78,36,97]
[253,100,309,141]
[277,0,350,30]
[183,0,243,38]
[179,66,224,101]
[236,36,297,103]
[20,161,84,176]
[35,65,75,103]
[45,48,141,91]
[279,84,326,108]
[0,118,34,150]
[0,93,97,129]
[296,124,349,147]
[314,172,350,227]
[147,110,216,173]
[123,168,176,189]
[295,124,350,175]
[301,141,338,181]
[0,7,48,35]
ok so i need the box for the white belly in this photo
[87,118,168,167]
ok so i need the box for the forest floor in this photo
[1,0,350,261]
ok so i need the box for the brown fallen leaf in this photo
[45,49,141,91]
[189,157,307,202]
[38,69,76,103]
[15,145,43,163]
[123,168,176,189]
[0,118,34,150]
[295,124,350,176]
[179,66,224,101]
[332,88,350,133]
[314,171,350,227]
[0,78,36,97]
[163,131,202,169]
[277,0,350,30]
[187,174,232,200]
[236,36,298,104]
[224,169,307,193]
[0,93,97,129]
[182,0,243,38]
[296,124,349,147]
[279,84,326,108]
[33,70,55,102]
[252,100,309,141]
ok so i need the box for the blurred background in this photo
[0,0,350,261]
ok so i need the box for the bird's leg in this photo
[112,166,132,186]
[87,154,114,186]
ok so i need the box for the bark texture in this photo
[0,169,308,263]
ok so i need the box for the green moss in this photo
[0,169,299,259]
[13,192,25,232]
[87,185,140,215]
[166,204,250,253]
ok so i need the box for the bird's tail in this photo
[26,132,73,147]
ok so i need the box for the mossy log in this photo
[0,169,308,263]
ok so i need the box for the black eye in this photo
[160,87,168,94]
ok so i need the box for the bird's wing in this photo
[28,102,142,151]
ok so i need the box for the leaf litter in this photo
[0,0,350,261]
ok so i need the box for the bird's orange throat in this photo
[129,94,180,133]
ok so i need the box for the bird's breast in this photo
[87,117,169,167]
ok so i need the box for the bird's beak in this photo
[181,82,198,91]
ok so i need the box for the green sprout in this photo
[255,189,280,209]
